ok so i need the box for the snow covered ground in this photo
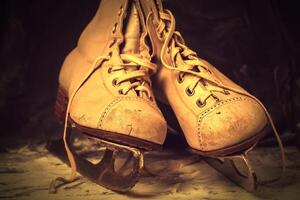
[0,145,299,200]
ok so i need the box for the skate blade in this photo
[47,130,144,193]
[204,152,257,192]
[204,137,284,193]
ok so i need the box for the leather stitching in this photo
[98,97,162,128]
[197,96,260,150]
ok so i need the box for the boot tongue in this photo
[122,3,140,55]
[120,3,144,97]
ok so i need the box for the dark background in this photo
[0,0,299,148]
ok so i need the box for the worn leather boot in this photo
[54,0,167,186]
[140,0,283,156]
[57,0,167,148]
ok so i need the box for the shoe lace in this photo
[154,9,286,182]
[109,53,157,97]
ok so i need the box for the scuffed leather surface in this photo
[0,0,299,147]
[198,97,267,151]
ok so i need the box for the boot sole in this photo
[54,87,162,151]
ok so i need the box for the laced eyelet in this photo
[185,87,195,96]
[108,67,112,74]
[177,73,184,84]
[224,90,230,95]
[196,99,206,108]
[112,78,118,86]
[109,38,116,48]
[118,89,124,95]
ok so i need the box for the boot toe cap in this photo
[195,97,268,152]
[99,99,167,145]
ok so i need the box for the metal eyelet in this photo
[196,99,206,108]
[118,89,124,95]
[149,96,153,101]
[177,73,184,84]
[185,87,195,96]
[108,67,112,74]
[112,78,118,86]
[118,6,123,16]
[112,23,118,33]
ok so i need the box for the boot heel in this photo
[54,87,68,123]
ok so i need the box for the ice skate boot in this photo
[48,0,167,192]
[140,0,286,192]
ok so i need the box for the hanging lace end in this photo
[49,176,80,194]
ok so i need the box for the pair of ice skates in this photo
[48,0,286,193]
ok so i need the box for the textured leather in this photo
[140,0,268,151]
[58,0,167,145]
